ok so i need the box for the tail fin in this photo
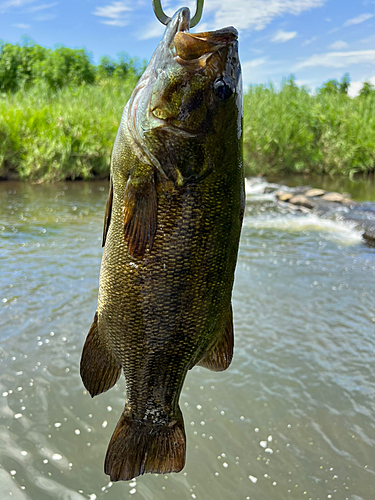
[104,408,186,481]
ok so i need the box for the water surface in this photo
[267,173,375,202]
[1,180,375,500]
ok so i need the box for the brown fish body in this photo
[80,7,243,482]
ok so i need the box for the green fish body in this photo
[80,7,244,482]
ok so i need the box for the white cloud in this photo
[295,79,310,86]
[243,58,267,69]
[95,0,326,35]
[360,34,375,44]
[137,20,165,40]
[302,36,317,46]
[27,2,58,12]
[93,1,133,27]
[271,30,297,43]
[329,40,348,50]
[242,57,292,87]
[99,18,129,26]
[242,58,269,87]
[191,22,210,32]
[201,0,326,32]
[296,50,375,69]
[348,76,375,97]
[343,13,373,27]
[12,22,31,28]
[0,0,34,13]
[348,81,363,97]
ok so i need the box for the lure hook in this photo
[152,0,204,28]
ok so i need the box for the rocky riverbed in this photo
[246,178,375,247]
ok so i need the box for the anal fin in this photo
[197,305,234,372]
[80,312,121,397]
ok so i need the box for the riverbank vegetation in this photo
[243,76,375,178]
[0,79,136,181]
[1,40,375,181]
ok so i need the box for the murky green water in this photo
[1,180,375,500]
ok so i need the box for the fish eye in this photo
[213,77,234,101]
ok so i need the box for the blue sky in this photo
[1,0,375,94]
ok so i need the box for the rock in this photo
[305,188,325,197]
[321,192,348,203]
[264,186,279,194]
[363,228,375,247]
[276,191,293,202]
[289,185,313,195]
[289,195,315,209]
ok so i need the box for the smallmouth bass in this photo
[80,7,244,482]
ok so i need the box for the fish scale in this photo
[80,7,243,482]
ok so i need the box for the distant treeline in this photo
[0,40,375,181]
[0,38,146,92]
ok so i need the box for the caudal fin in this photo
[104,408,186,481]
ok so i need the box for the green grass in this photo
[1,78,375,181]
[243,81,375,177]
[0,79,136,181]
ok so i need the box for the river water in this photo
[1,179,375,500]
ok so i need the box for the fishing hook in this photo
[152,0,204,28]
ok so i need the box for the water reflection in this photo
[0,180,375,500]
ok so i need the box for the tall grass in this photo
[243,80,375,177]
[1,77,375,181]
[0,79,136,181]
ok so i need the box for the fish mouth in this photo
[174,28,238,62]
[170,7,238,63]
[170,8,237,63]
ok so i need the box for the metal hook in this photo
[152,0,204,28]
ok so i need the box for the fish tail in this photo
[104,407,186,481]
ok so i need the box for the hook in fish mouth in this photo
[173,27,238,62]
[152,0,204,28]
[162,8,237,65]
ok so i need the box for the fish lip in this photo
[184,26,238,42]
[169,9,238,61]
[172,27,238,63]
[176,7,190,33]
[165,7,190,46]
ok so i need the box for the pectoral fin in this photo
[102,176,114,247]
[123,168,157,258]
[80,313,121,397]
[197,305,234,372]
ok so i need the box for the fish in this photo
[80,6,244,482]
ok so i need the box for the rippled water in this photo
[1,180,375,500]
